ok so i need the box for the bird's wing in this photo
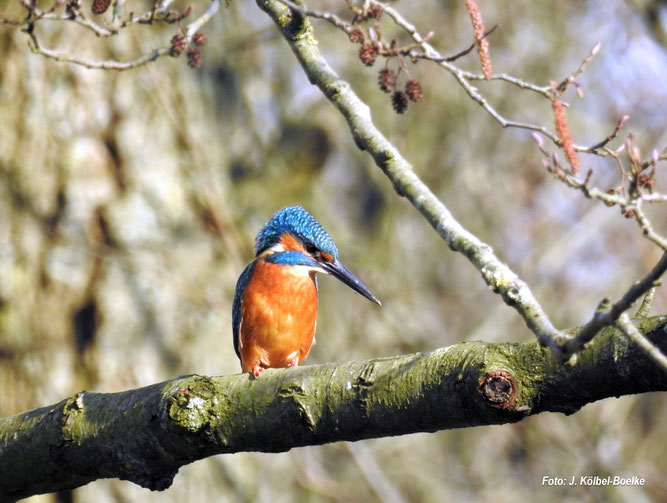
[232,261,256,359]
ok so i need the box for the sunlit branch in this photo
[28,42,173,70]
[259,0,571,355]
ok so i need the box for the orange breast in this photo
[239,260,318,372]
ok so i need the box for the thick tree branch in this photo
[1,316,666,500]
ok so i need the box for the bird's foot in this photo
[251,365,264,378]
[286,356,300,368]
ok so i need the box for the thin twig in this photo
[586,115,630,152]
[18,0,114,36]
[277,0,615,157]
[21,0,184,37]
[632,205,667,252]
[438,24,499,63]
[465,71,552,96]
[30,42,173,70]
[616,313,667,372]
[278,0,355,34]
[183,0,220,37]
[376,1,588,149]
[555,41,601,92]
[636,286,658,317]
[533,132,667,252]
[24,0,220,71]
[564,252,667,355]
[642,193,667,203]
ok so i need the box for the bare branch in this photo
[563,252,667,357]
[280,0,638,170]
[555,41,601,92]
[435,24,499,63]
[21,0,220,70]
[464,71,551,96]
[29,42,173,70]
[278,0,355,35]
[632,205,667,251]
[258,0,571,354]
[372,1,581,148]
[183,0,220,37]
[533,132,667,252]
[586,114,630,152]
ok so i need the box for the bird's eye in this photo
[304,242,318,255]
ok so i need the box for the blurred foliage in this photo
[0,0,665,502]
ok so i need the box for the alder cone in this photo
[91,0,112,15]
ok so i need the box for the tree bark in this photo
[1,316,666,500]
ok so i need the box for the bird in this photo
[232,205,381,377]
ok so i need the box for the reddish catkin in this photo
[465,0,492,79]
[552,94,580,173]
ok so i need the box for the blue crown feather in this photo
[255,206,339,259]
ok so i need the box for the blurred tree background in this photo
[1,0,666,501]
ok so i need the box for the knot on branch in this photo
[477,370,517,409]
[61,391,87,441]
[167,378,216,433]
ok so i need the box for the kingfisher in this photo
[232,206,381,377]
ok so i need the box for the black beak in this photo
[319,259,381,306]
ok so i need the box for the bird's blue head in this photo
[253,205,380,305]
[255,205,339,259]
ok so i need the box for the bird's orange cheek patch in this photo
[280,233,306,253]
[320,252,334,262]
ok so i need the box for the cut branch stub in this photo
[478,370,518,409]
